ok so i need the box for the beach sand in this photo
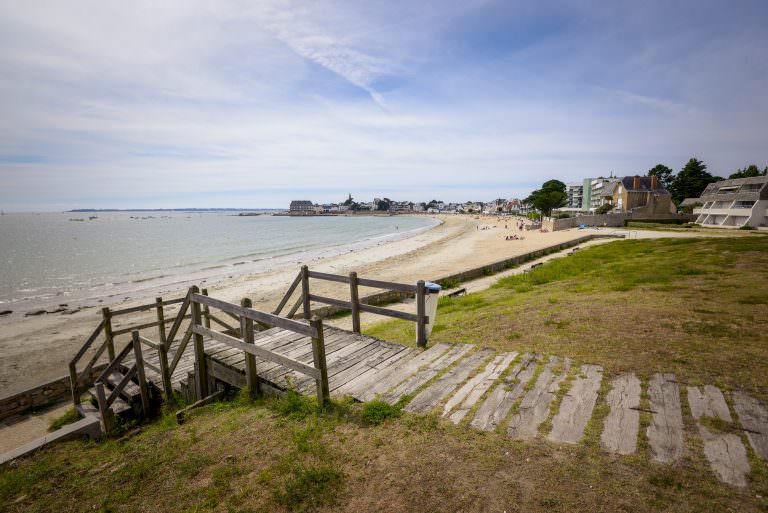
[0,215,736,397]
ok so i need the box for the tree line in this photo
[525,158,767,216]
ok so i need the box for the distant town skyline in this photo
[1,0,767,211]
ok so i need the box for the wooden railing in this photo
[93,331,151,435]
[189,292,330,405]
[68,295,188,406]
[68,286,242,408]
[274,265,430,347]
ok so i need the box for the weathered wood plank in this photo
[328,346,403,392]
[600,373,641,455]
[382,344,472,405]
[334,347,415,397]
[647,373,684,464]
[507,356,571,440]
[192,325,321,380]
[356,343,451,402]
[470,353,536,431]
[732,391,768,462]
[405,349,494,413]
[445,352,518,423]
[688,385,750,487]
[547,364,603,444]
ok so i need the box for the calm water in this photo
[0,212,438,309]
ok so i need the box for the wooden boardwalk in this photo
[67,282,768,490]
[137,325,414,399]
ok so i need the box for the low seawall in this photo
[0,365,105,422]
[543,213,693,231]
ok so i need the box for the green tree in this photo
[647,164,674,188]
[729,164,768,179]
[668,158,720,205]
[343,193,354,206]
[524,179,567,217]
[376,198,391,211]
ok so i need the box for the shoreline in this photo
[0,215,442,321]
[1,215,731,397]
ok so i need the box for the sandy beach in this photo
[0,214,741,397]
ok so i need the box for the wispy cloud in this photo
[1,0,767,210]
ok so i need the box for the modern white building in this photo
[566,183,584,209]
[693,176,768,228]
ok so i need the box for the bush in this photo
[272,389,321,419]
[595,204,614,214]
[555,212,571,219]
[361,400,401,425]
[439,277,461,289]
[739,225,756,230]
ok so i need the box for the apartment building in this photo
[692,176,768,228]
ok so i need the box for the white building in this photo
[566,183,584,209]
[693,176,768,228]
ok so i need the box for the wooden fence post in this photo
[131,331,151,418]
[190,286,208,400]
[349,271,361,334]
[416,280,427,348]
[102,307,115,361]
[69,362,80,406]
[309,316,330,406]
[201,289,212,329]
[94,381,114,435]
[240,298,261,399]
[157,343,173,399]
[155,297,167,346]
[300,265,311,320]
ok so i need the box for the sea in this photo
[0,212,439,315]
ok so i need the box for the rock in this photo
[25,310,47,317]
[0,310,12,316]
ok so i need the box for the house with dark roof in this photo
[289,200,315,215]
[603,176,675,214]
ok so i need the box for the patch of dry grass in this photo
[2,393,767,512]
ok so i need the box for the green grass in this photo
[365,237,768,400]
[47,408,81,432]
[360,400,401,425]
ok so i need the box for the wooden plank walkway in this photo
[123,326,768,489]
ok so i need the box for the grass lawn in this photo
[367,236,768,401]
[2,236,768,512]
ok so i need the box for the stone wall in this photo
[0,365,105,421]
[543,213,692,231]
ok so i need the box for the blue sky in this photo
[1,0,766,210]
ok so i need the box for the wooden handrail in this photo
[111,315,191,336]
[95,342,134,385]
[168,325,193,376]
[164,289,192,350]
[191,293,317,338]
[298,266,429,346]
[359,303,424,323]
[106,365,137,407]
[274,272,302,315]
[192,324,321,379]
[110,297,185,316]
[70,320,106,366]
